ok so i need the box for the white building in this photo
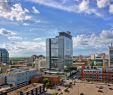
[6,68,41,87]
[34,58,46,71]
[90,54,96,60]
[90,53,106,60]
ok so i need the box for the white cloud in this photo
[78,0,102,17]
[97,0,110,8]
[33,38,42,41]
[29,0,102,17]
[0,28,22,40]
[100,30,113,39]
[29,0,78,13]
[0,28,16,36]
[0,39,46,57]
[73,29,113,49]
[32,6,40,14]
[1,28,113,57]
[109,4,113,14]
[79,0,89,12]
[23,23,30,26]
[8,36,23,40]
[0,1,31,21]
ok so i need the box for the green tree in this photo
[42,78,50,84]
[42,78,52,88]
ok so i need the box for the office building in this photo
[109,44,113,66]
[46,32,73,71]
[0,48,9,64]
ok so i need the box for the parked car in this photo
[99,86,104,89]
[109,88,113,90]
[98,90,104,93]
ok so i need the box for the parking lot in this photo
[64,82,113,95]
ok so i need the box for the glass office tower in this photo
[46,32,73,71]
[109,44,113,66]
[0,48,9,64]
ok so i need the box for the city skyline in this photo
[0,0,113,57]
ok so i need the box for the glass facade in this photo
[0,48,9,64]
[64,36,73,66]
[109,47,113,66]
[46,32,73,71]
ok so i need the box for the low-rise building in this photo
[6,68,41,87]
[7,83,45,95]
[83,67,102,81]
[73,62,85,69]
[90,53,108,67]
[0,64,10,73]
[0,86,10,94]
[82,65,113,82]
[102,67,113,82]
[90,54,96,60]
[34,58,46,71]
[31,75,61,85]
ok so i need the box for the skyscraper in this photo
[46,32,73,71]
[0,48,9,64]
[109,43,113,66]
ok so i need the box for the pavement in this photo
[63,82,113,95]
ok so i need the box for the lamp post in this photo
[78,84,79,95]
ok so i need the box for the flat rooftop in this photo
[7,83,43,95]
[59,32,72,39]
[43,75,60,78]
[0,86,10,92]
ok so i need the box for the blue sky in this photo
[0,0,113,57]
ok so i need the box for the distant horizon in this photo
[9,53,109,58]
[0,0,113,57]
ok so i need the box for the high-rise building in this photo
[109,44,113,66]
[46,32,73,71]
[0,48,9,64]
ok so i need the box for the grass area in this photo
[10,57,29,61]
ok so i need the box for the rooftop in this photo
[7,83,43,95]
[59,32,72,39]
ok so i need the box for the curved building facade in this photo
[0,48,9,64]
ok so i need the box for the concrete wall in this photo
[0,76,5,85]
